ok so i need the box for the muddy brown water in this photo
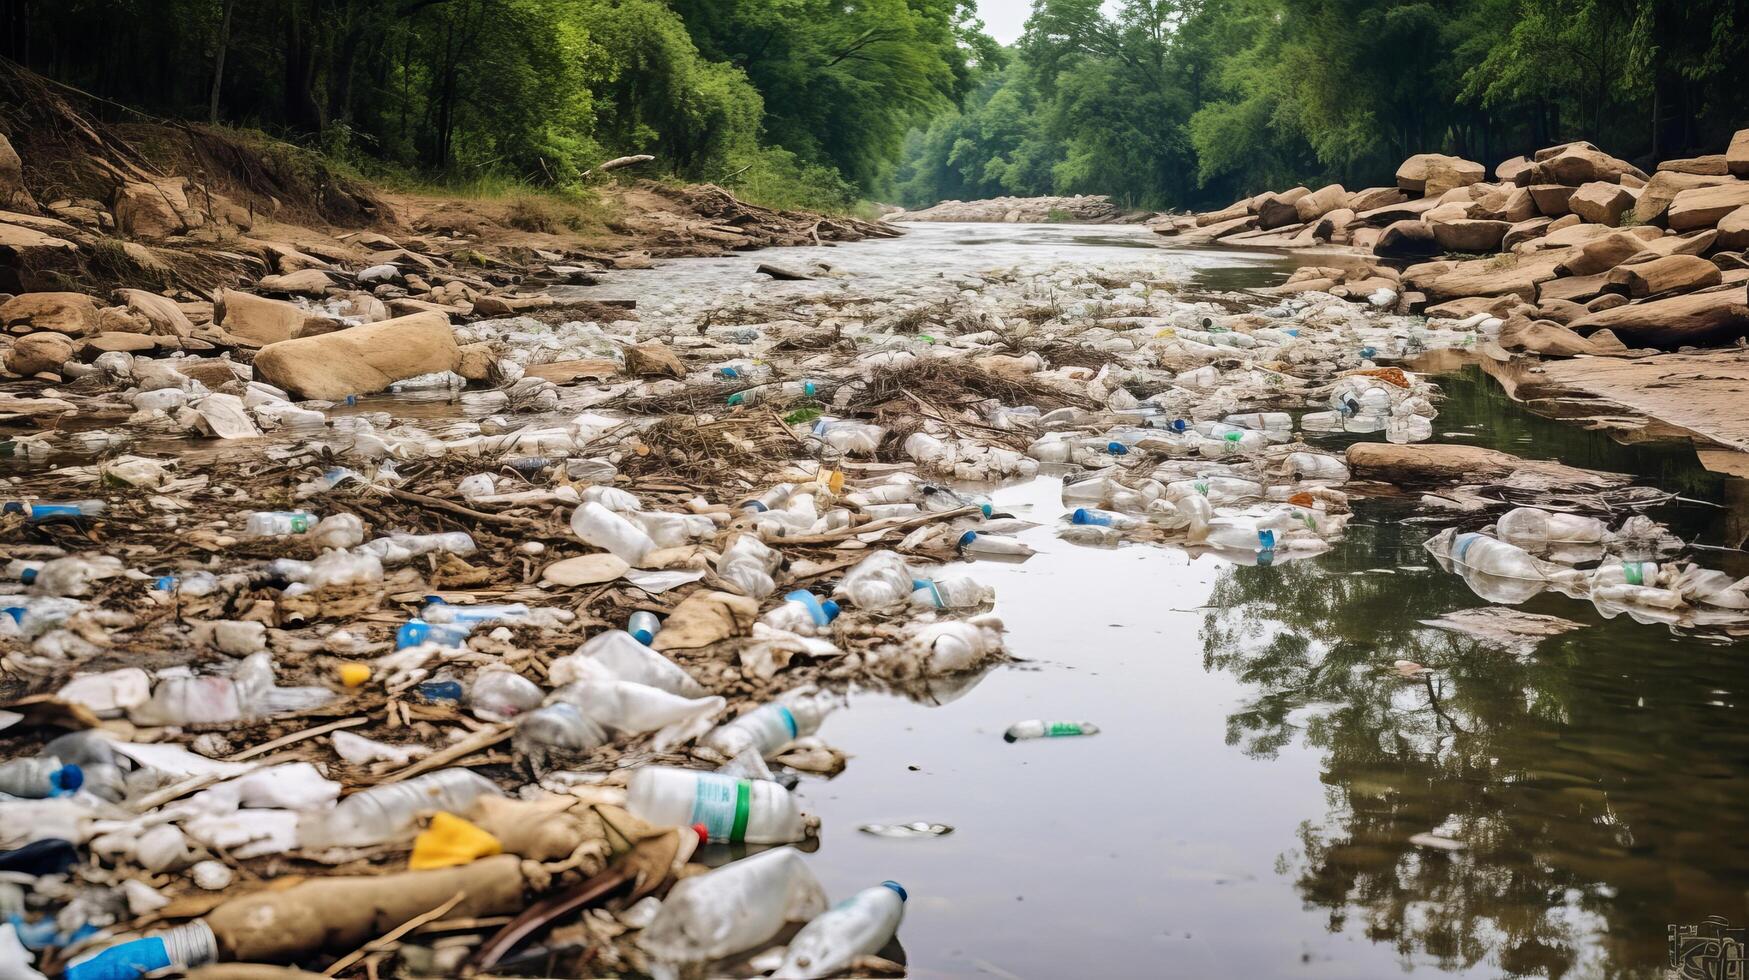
[571,224,1748,979]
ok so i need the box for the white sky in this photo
[976,0,1033,45]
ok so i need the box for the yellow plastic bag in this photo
[409,811,502,870]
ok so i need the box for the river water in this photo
[581,224,1749,979]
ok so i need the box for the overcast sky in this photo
[977,0,1032,44]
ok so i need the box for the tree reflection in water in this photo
[1200,506,1749,979]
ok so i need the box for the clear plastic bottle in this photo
[244,511,316,536]
[740,484,796,513]
[717,535,781,598]
[907,615,1005,672]
[2,500,104,521]
[700,689,836,760]
[810,419,887,455]
[395,618,472,649]
[629,510,716,548]
[638,846,827,965]
[628,610,662,645]
[1591,560,1661,590]
[1,596,84,639]
[1071,507,1141,530]
[421,599,531,626]
[62,921,215,980]
[1004,720,1100,742]
[835,552,916,609]
[549,630,706,696]
[760,591,841,634]
[359,531,477,564]
[29,555,124,597]
[773,882,907,979]
[0,758,83,798]
[297,769,502,849]
[909,576,994,609]
[1496,507,1608,547]
[957,531,1035,558]
[467,669,544,721]
[626,767,811,843]
[569,501,655,564]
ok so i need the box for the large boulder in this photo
[1474,186,1538,223]
[1532,141,1598,162]
[1527,184,1576,216]
[1498,314,1598,356]
[1429,218,1510,253]
[1346,186,1407,212]
[1494,155,1532,183]
[214,289,336,346]
[1556,231,1654,276]
[1667,181,1749,231]
[1536,272,1610,305]
[113,178,199,239]
[0,133,35,212]
[252,311,461,400]
[1567,285,1749,349]
[1538,146,1648,186]
[1568,182,1636,226]
[1294,184,1347,223]
[1313,208,1357,242]
[1631,171,1734,225]
[1256,187,1310,230]
[1603,254,1722,298]
[0,292,99,335]
[115,289,195,337]
[1374,220,1441,259]
[1396,154,1484,197]
[254,270,335,297]
[6,332,75,375]
[1719,206,1749,251]
[1729,129,1749,178]
[1659,156,1730,177]
[1503,217,1552,250]
[1346,442,1537,483]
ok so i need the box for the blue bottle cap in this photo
[20,568,36,585]
[153,575,174,591]
[418,680,463,702]
[720,366,740,378]
[396,618,430,649]
[632,628,655,644]
[344,395,358,406]
[1257,529,1276,551]
[979,503,993,517]
[819,599,840,621]
[3,607,23,624]
[1360,346,1376,358]
[1106,442,1127,455]
[1072,508,1093,525]
[802,381,816,396]
[881,880,908,901]
[53,764,83,794]
[1,502,21,514]
[726,393,744,406]
[957,530,979,548]
[424,595,447,606]
[1169,419,1187,432]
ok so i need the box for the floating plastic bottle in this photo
[515,682,725,769]
[835,552,917,609]
[717,534,781,597]
[638,847,827,966]
[760,591,841,635]
[909,576,994,609]
[627,767,811,844]
[1004,720,1100,742]
[0,758,82,798]
[957,530,1035,558]
[628,611,662,645]
[1071,507,1141,530]
[700,689,836,760]
[1495,507,1608,547]
[297,769,503,849]
[244,510,316,536]
[774,882,907,979]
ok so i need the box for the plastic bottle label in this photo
[1046,722,1085,737]
[688,774,753,842]
[289,514,310,533]
[1624,563,1645,586]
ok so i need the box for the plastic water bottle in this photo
[701,690,836,760]
[244,510,316,536]
[718,535,780,597]
[395,618,471,649]
[811,419,887,455]
[467,669,543,721]
[1071,508,1141,530]
[1495,507,1607,547]
[628,611,661,645]
[920,485,993,517]
[516,682,725,770]
[549,630,706,696]
[957,531,1035,558]
[1004,720,1100,742]
[773,882,907,979]
[835,552,916,609]
[740,484,796,513]
[62,921,215,980]
[638,847,826,965]
[29,555,124,597]
[909,576,994,609]
[570,501,655,564]
[297,769,502,848]
[627,767,810,843]
[2,500,104,521]
[1591,560,1661,589]
[760,591,841,634]
[0,758,83,798]
[421,599,530,626]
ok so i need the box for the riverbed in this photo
[587,223,1749,979]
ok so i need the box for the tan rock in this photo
[1540,146,1647,185]
[255,270,334,297]
[215,289,336,346]
[1503,217,1552,250]
[1429,218,1509,253]
[1401,260,1459,289]
[1555,232,1651,276]
[1426,253,1561,302]
[1424,201,1479,224]
[1568,182,1636,226]
[1585,293,1629,313]
[1568,286,1749,349]
[1527,184,1576,216]
[1424,295,1518,319]
[1313,208,1356,242]
[0,133,34,212]
[115,289,194,337]
[1345,187,1406,212]
[1347,442,1561,483]
[1603,254,1722,298]
[1729,129,1749,178]
[1195,202,1249,227]
[1498,314,1597,355]
[1545,213,1583,234]
[1659,156,1730,176]
[1474,186,1538,223]
[94,307,151,334]
[1635,229,1716,260]
[1294,184,1347,223]
[1396,154,1484,197]
[1350,227,1383,251]
[6,332,75,374]
[333,292,389,323]
[113,178,195,239]
[81,332,159,355]
[252,311,460,400]
[1587,328,1630,352]
[1537,272,1610,305]
[627,341,685,378]
[1374,220,1440,259]
[455,342,495,381]
[1668,181,1749,231]
[1536,298,1588,324]
[1632,171,1734,224]
[0,292,99,335]
[1256,187,1311,229]
[1719,206,1749,251]
[1495,155,1532,183]
[254,241,331,274]
[176,358,244,388]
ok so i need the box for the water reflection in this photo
[1202,419,1749,977]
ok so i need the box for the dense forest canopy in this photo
[2,0,1744,213]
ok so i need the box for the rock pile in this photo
[1153,131,1749,354]
[891,194,1146,224]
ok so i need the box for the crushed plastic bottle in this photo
[638,846,827,966]
[0,758,82,798]
[700,689,836,761]
[835,551,917,609]
[760,591,841,635]
[570,501,655,564]
[297,769,503,849]
[957,530,1035,558]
